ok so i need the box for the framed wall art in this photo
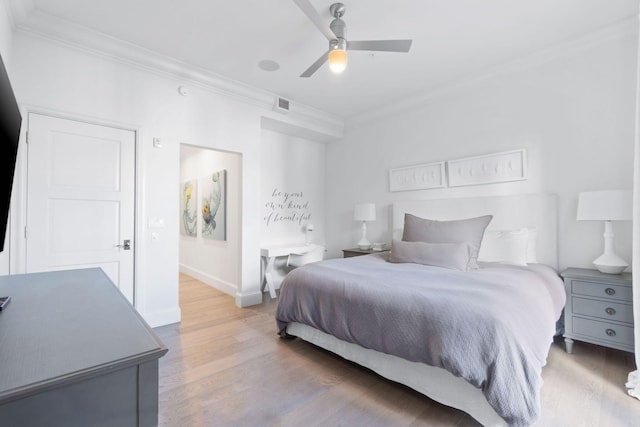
[180,180,197,237]
[200,169,227,240]
[447,149,527,187]
[389,162,446,192]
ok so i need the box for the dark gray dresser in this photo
[0,268,168,426]
[561,267,633,354]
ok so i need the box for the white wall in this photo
[259,129,326,285]
[179,145,242,295]
[8,31,339,326]
[326,21,637,271]
[260,129,326,246]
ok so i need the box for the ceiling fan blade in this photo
[348,40,413,52]
[300,51,329,78]
[293,0,336,41]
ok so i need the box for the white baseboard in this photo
[179,263,264,308]
[179,263,237,296]
[236,290,263,307]
[142,306,182,328]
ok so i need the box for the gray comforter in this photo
[275,253,565,427]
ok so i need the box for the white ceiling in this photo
[12,0,640,119]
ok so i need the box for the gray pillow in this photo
[388,239,472,271]
[402,213,493,269]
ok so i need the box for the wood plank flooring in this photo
[154,274,640,426]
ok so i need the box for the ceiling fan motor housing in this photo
[330,17,346,40]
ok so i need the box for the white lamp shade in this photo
[577,190,632,221]
[354,203,376,221]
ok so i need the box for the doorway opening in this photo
[178,144,242,299]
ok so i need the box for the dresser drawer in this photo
[572,297,633,324]
[572,317,634,347]
[571,280,632,302]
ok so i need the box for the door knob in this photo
[115,240,131,250]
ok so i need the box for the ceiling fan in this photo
[293,1,413,77]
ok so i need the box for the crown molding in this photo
[9,5,344,141]
[5,0,34,30]
[349,15,639,129]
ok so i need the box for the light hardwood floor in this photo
[154,274,640,426]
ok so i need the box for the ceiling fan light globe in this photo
[329,49,347,73]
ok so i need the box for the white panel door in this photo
[26,113,136,303]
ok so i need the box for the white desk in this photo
[261,244,320,298]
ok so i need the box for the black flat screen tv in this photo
[0,52,22,253]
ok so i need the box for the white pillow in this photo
[478,228,530,266]
[525,229,538,263]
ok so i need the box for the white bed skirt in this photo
[287,322,507,427]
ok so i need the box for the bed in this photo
[275,194,565,426]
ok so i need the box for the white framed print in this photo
[389,162,446,192]
[447,149,527,187]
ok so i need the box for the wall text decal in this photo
[264,188,312,226]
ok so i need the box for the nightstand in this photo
[342,248,387,258]
[561,268,633,354]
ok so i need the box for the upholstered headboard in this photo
[392,194,558,269]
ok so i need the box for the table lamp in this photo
[577,190,632,274]
[354,203,376,250]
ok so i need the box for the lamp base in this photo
[357,241,371,251]
[357,220,371,250]
[593,253,628,275]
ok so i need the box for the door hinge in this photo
[24,226,27,239]
[25,131,29,144]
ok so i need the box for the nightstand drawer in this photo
[572,280,632,302]
[573,317,634,347]
[572,297,633,324]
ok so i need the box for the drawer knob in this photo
[606,328,617,337]
[605,307,617,316]
[605,288,616,296]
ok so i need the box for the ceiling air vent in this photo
[274,96,291,114]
